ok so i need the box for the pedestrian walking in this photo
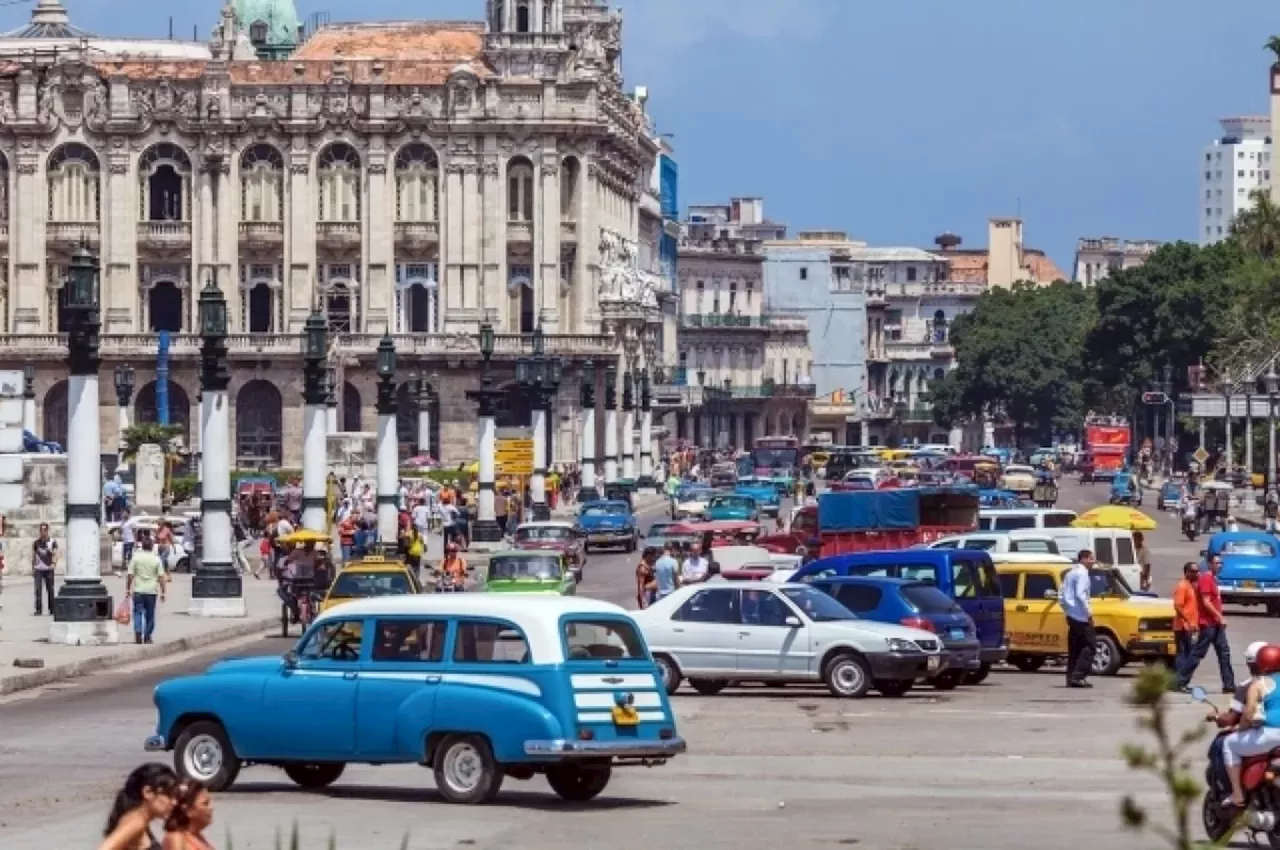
[1177,553,1237,693]
[1173,561,1200,674]
[31,522,56,616]
[98,762,177,850]
[652,542,679,600]
[1134,531,1153,592]
[118,508,138,573]
[1062,549,1096,688]
[126,535,166,645]
[162,778,215,850]
[1266,485,1279,533]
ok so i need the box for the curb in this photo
[0,615,278,696]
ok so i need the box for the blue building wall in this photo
[763,246,867,402]
[659,155,679,291]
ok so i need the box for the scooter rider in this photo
[439,541,467,591]
[1182,496,1200,537]
[1207,642,1273,769]
[1220,644,1280,809]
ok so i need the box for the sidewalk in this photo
[0,573,281,695]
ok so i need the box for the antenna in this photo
[169,17,173,39]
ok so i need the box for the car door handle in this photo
[1015,605,1029,612]
[672,627,684,633]
[425,675,441,684]
[738,631,751,637]
[343,671,358,680]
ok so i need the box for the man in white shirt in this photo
[119,509,138,571]
[681,542,709,583]
[1061,549,1095,688]
[412,499,431,537]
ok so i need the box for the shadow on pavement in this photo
[227,781,673,812]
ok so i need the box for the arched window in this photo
[507,156,534,222]
[138,143,191,222]
[516,0,531,32]
[247,283,273,333]
[249,19,268,44]
[560,156,579,219]
[148,281,183,333]
[42,380,68,447]
[47,143,100,222]
[317,143,361,222]
[342,382,362,432]
[932,309,947,343]
[135,380,192,446]
[394,144,440,222]
[241,144,284,222]
[236,380,283,467]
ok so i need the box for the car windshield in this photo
[901,584,962,614]
[678,488,712,501]
[489,556,561,581]
[1221,540,1276,557]
[1060,568,1130,599]
[329,571,414,598]
[1162,484,1181,496]
[710,496,748,508]
[647,522,676,537]
[779,586,857,622]
[582,504,627,517]
[562,618,647,661]
[516,526,573,542]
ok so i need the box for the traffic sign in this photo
[1193,447,1209,464]
[1141,392,1168,405]
[495,437,534,476]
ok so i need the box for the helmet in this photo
[1246,641,1271,665]
[1256,645,1280,676]
[445,541,459,553]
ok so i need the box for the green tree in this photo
[1266,34,1280,64]
[1230,189,1280,260]
[120,422,183,462]
[927,281,1092,444]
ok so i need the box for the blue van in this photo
[791,549,1007,683]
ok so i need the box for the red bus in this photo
[751,436,801,482]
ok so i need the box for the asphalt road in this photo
[0,484,1252,850]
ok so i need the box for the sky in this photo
[10,0,1280,269]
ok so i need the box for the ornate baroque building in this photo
[0,0,663,467]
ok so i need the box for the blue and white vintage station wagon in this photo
[145,595,686,804]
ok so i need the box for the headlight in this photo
[886,638,920,653]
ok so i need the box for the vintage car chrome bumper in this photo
[144,735,167,752]
[524,737,688,758]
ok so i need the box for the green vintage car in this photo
[481,550,578,595]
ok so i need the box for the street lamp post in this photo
[1267,361,1279,489]
[300,311,329,532]
[1247,382,1256,487]
[621,369,636,481]
[603,364,619,484]
[1223,369,1234,475]
[465,321,504,545]
[1160,363,1174,476]
[418,373,437,459]
[22,364,36,434]
[374,334,400,544]
[577,362,598,503]
[696,369,707,447]
[113,364,134,470]
[325,366,339,433]
[637,370,656,490]
[190,276,245,617]
[518,325,562,521]
[50,246,117,645]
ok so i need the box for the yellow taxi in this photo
[319,556,422,614]
[993,554,1176,676]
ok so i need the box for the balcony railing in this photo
[902,406,936,423]
[728,382,818,400]
[316,222,362,244]
[239,221,284,243]
[507,221,534,242]
[394,221,439,244]
[47,221,99,244]
[680,314,770,329]
[139,221,192,244]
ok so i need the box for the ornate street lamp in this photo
[299,309,329,531]
[374,333,400,546]
[113,364,135,409]
[517,325,562,519]
[466,321,505,544]
[22,364,34,400]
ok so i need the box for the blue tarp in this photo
[818,490,919,532]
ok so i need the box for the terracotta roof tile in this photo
[92,59,207,80]
[292,21,486,63]
[1025,250,1067,284]
[941,252,988,284]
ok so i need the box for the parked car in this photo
[576,500,639,553]
[511,521,585,582]
[994,556,1176,675]
[482,550,577,595]
[735,477,781,518]
[1205,531,1280,617]
[632,583,947,698]
[146,595,685,802]
[810,576,981,690]
[705,493,759,523]
[790,549,1007,684]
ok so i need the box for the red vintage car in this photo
[511,520,586,579]
[668,520,764,549]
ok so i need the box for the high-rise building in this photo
[1201,116,1271,245]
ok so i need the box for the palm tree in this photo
[1266,35,1280,64]
[119,422,183,462]
[1231,189,1280,260]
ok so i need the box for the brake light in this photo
[900,617,935,632]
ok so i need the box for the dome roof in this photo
[2,0,95,39]
[234,0,299,48]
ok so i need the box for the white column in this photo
[580,407,597,493]
[472,412,502,544]
[326,405,339,433]
[376,410,399,543]
[417,407,431,457]
[604,406,619,483]
[531,406,548,517]
[50,374,118,645]
[622,407,636,480]
[24,397,37,434]
[1246,404,1255,482]
[639,408,654,486]
[302,404,328,531]
[190,387,245,617]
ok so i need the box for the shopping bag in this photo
[114,598,131,626]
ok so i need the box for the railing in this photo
[47,221,99,243]
[560,220,578,241]
[902,406,936,423]
[139,221,192,241]
[394,221,439,241]
[680,314,770,329]
[677,238,763,256]
[729,383,817,400]
[316,222,361,241]
[239,221,284,241]
[507,221,533,242]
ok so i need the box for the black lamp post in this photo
[466,321,504,543]
[577,361,597,503]
[1160,363,1174,476]
[517,324,562,520]
[374,333,400,552]
[192,276,240,605]
[51,245,114,633]
[22,363,35,401]
[113,364,134,410]
[300,310,329,528]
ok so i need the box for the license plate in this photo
[949,629,966,641]
[1243,580,1258,589]
[611,705,639,726]
[927,656,941,672]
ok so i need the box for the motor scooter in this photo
[1183,512,1199,542]
[1192,686,1280,844]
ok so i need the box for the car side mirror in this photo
[283,650,298,669]
[1042,589,1059,601]
[784,616,801,628]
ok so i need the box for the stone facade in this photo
[0,0,664,467]
[3,453,67,576]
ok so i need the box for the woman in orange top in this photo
[1173,561,1201,673]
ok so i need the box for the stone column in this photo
[539,152,562,331]
[301,313,329,532]
[621,370,636,481]
[190,281,245,617]
[51,248,116,646]
[365,144,393,333]
[417,381,433,457]
[603,364,619,484]
[287,144,316,329]
[375,335,400,544]
[531,400,550,521]
[22,366,36,434]
[466,346,504,546]
[577,363,598,501]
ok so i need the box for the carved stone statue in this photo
[84,79,108,124]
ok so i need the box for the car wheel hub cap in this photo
[185,734,223,781]
[836,663,862,692]
[1094,642,1112,671]
[444,744,482,793]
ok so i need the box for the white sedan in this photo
[672,492,714,520]
[1000,464,1037,495]
[631,583,947,698]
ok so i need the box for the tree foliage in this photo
[928,281,1092,443]
[120,422,183,462]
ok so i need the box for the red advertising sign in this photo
[1085,425,1130,448]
